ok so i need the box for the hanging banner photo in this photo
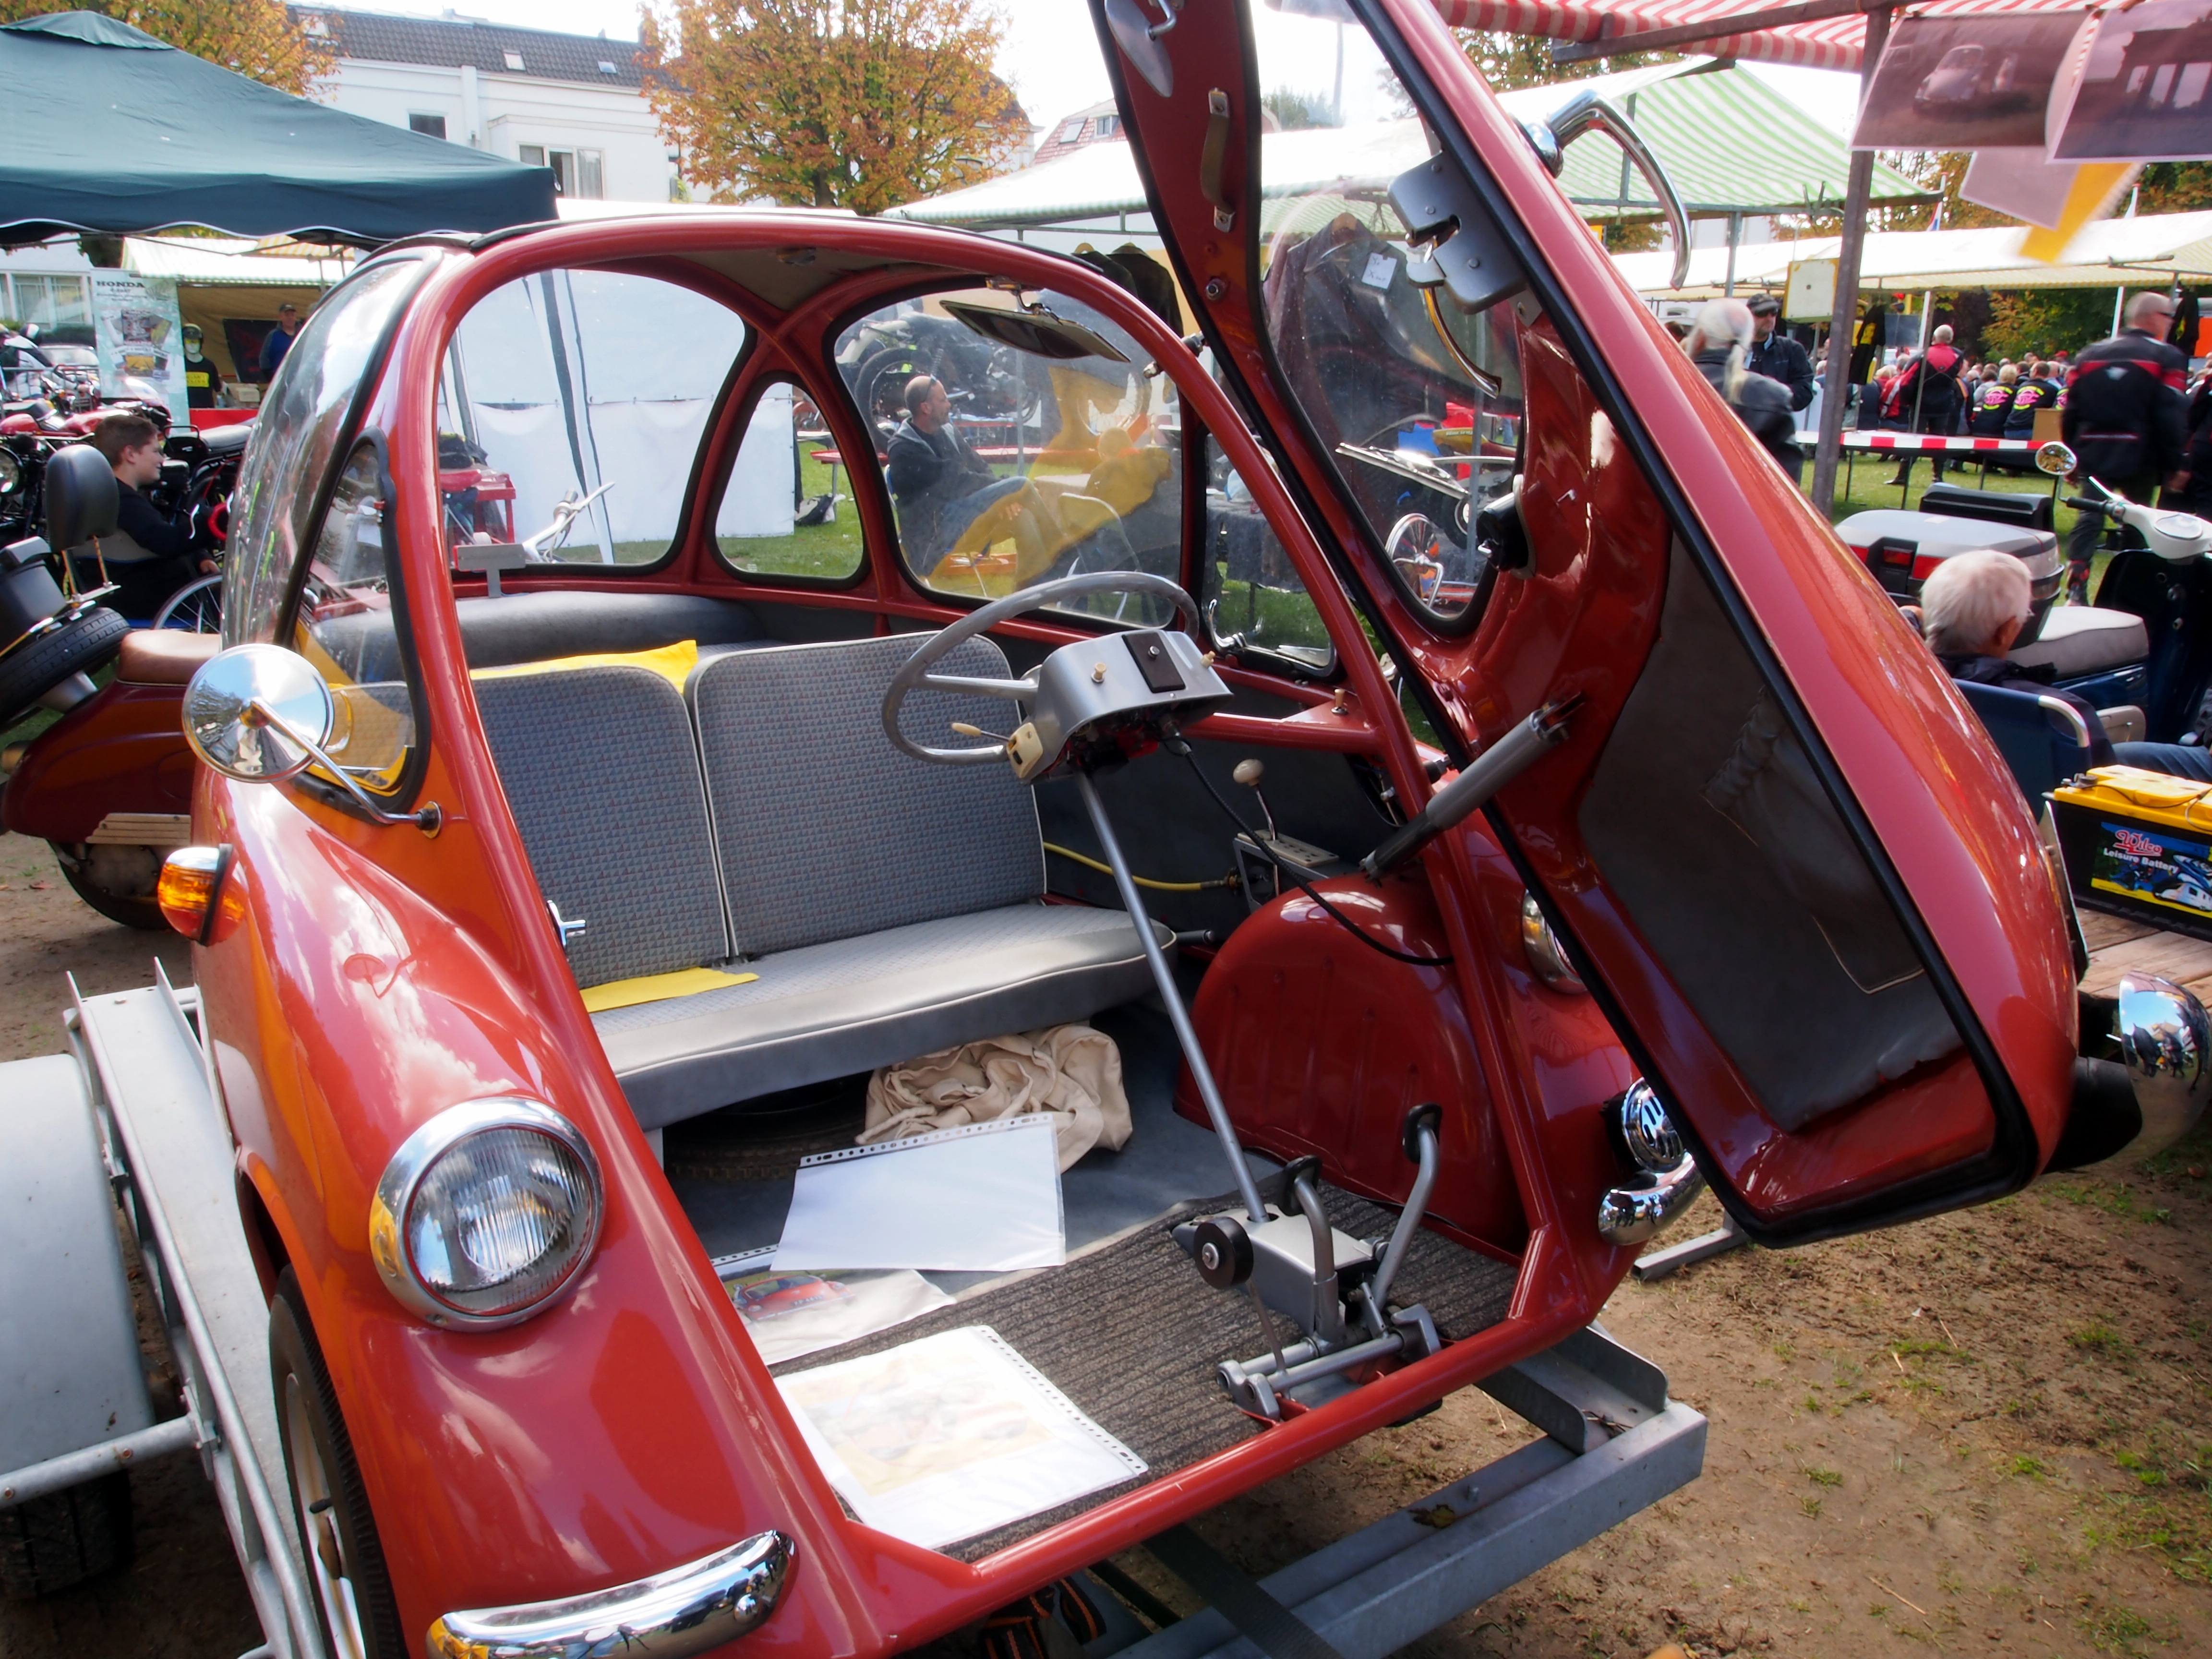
[1851,9,2093,152]
[2053,0,2212,162]
[89,270,188,423]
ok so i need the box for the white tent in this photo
[1612,211,2212,297]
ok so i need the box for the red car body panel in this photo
[4,3,2072,1649]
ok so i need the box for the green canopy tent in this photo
[0,11,555,245]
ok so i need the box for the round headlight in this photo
[0,447,20,494]
[370,1099,602,1329]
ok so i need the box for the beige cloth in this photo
[861,1025,1131,1172]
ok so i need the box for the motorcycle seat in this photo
[2007,605,2146,679]
[115,628,219,685]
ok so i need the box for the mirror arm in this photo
[248,699,441,833]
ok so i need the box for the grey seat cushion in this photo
[690,634,1045,957]
[594,904,1167,1129]
[475,664,729,989]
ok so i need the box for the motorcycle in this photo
[1836,442,2212,746]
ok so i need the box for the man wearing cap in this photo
[259,302,303,381]
[1745,294,1814,483]
[2062,291,2189,604]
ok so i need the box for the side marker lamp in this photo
[157,844,237,943]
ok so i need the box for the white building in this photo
[293,7,677,204]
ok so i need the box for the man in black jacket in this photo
[2062,291,2189,602]
[78,410,213,620]
[885,374,1056,579]
[1745,294,1813,482]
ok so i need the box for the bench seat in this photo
[474,628,1166,1129]
[595,903,1164,1129]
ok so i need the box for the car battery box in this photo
[2051,766,2212,941]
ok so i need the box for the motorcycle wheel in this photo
[51,842,167,931]
[855,345,926,425]
[152,575,222,633]
[0,605,127,730]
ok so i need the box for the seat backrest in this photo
[475,664,730,988]
[691,634,1044,958]
[1957,679,2094,801]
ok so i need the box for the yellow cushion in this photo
[580,966,758,1014]
[473,639,700,694]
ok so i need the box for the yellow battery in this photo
[2051,766,2212,938]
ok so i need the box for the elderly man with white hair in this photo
[1921,550,2116,767]
[1682,298,1799,475]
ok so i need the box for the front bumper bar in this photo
[427,1529,793,1659]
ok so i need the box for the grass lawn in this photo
[719,452,866,582]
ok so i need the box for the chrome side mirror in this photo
[183,643,332,783]
[2035,441,2076,477]
[183,643,439,830]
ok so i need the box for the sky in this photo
[338,0,1865,137]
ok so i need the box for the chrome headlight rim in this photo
[0,446,20,494]
[369,1097,603,1331]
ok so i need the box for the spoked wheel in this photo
[153,575,222,633]
[269,1270,404,1659]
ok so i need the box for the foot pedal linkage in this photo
[1176,1105,1445,1419]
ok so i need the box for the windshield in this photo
[223,256,429,646]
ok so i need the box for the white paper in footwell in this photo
[772,1115,1065,1273]
[711,1250,954,1366]
[776,1325,1146,1548]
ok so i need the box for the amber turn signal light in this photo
[157,845,228,941]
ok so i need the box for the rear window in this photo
[439,270,747,568]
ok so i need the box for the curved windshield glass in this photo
[223,256,429,646]
[835,285,1181,625]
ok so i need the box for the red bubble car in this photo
[6,4,2200,1657]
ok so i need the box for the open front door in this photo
[1093,0,2078,1244]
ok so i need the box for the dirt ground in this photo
[2,823,2207,1658]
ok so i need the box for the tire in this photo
[52,841,167,930]
[0,605,128,729]
[0,1472,133,1599]
[270,1269,405,1659]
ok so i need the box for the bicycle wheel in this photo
[152,575,222,633]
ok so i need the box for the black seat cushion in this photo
[690,634,1045,957]
[475,664,729,989]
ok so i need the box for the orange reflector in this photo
[157,846,224,939]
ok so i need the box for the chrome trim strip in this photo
[426,1529,793,1659]
[367,1097,603,1330]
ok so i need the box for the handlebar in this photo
[2065,496,2112,515]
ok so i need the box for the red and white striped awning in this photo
[1431,0,2089,76]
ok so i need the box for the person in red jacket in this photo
[1882,324,1965,488]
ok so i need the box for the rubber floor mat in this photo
[769,1179,1519,1561]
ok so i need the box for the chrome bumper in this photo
[427,1529,792,1659]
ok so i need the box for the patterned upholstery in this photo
[475,665,729,989]
[690,635,1045,957]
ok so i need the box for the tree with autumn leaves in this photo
[640,0,1020,214]
[0,0,330,93]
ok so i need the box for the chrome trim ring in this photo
[427,1529,793,1659]
[367,1097,602,1330]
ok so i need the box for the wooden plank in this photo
[2079,910,2160,951]
[2080,929,2212,997]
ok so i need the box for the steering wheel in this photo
[882,570,1202,765]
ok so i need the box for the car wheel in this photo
[0,604,128,729]
[270,1269,405,1659]
[51,841,168,930]
[0,1473,132,1599]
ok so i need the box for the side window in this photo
[439,270,746,568]
[834,286,1181,623]
[292,440,414,790]
[1198,431,1334,676]
[712,379,866,583]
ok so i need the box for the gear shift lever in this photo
[1231,757,1278,840]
